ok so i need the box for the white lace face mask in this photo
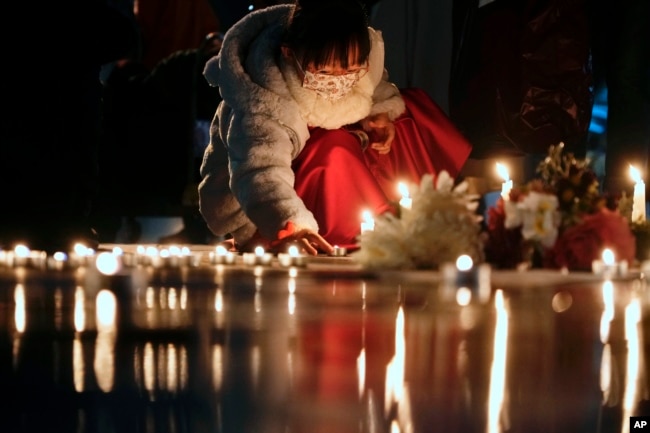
[294,57,367,101]
[301,70,360,101]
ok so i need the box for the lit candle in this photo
[496,162,512,201]
[360,210,375,233]
[47,251,68,270]
[12,244,30,267]
[95,251,123,275]
[397,182,412,211]
[210,244,236,265]
[441,254,491,303]
[330,245,347,257]
[630,165,646,223]
[278,245,307,267]
[592,247,628,278]
[242,246,273,266]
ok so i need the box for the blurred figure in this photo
[589,0,650,195]
[94,33,224,244]
[0,1,138,252]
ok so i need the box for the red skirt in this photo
[292,88,472,249]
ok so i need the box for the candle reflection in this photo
[94,289,117,393]
[384,306,412,432]
[251,345,260,390]
[143,342,155,397]
[73,285,86,393]
[215,288,225,328]
[487,290,509,433]
[600,281,614,343]
[357,348,366,399]
[73,336,85,393]
[166,344,178,393]
[74,286,86,332]
[13,283,25,368]
[14,283,25,333]
[622,297,644,432]
[212,344,224,391]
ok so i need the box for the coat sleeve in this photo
[199,100,319,245]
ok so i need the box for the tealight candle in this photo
[12,244,31,267]
[441,254,491,304]
[180,246,202,267]
[630,165,646,222]
[29,250,47,269]
[592,248,628,278]
[210,244,237,265]
[243,246,273,266]
[278,245,307,267]
[496,162,512,201]
[95,251,123,275]
[47,251,68,270]
[329,245,347,257]
[397,181,412,211]
[70,243,96,267]
[360,210,375,233]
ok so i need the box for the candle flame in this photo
[496,162,509,181]
[456,254,473,271]
[288,245,299,257]
[397,182,410,199]
[602,248,615,266]
[254,246,265,256]
[630,165,643,183]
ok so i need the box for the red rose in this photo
[545,208,636,270]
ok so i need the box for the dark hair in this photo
[284,0,371,70]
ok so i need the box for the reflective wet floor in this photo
[1,246,649,433]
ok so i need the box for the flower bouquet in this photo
[352,171,484,270]
[484,143,636,270]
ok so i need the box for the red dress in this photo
[292,88,472,249]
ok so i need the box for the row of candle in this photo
[0,243,349,272]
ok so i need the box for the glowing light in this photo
[361,210,375,233]
[456,254,473,271]
[602,248,615,266]
[487,290,509,433]
[96,252,121,275]
[496,162,513,200]
[398,182,412,210]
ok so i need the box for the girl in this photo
[199,0,472,254]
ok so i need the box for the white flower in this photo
[513,191,560,247]
[352,171,484,270]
